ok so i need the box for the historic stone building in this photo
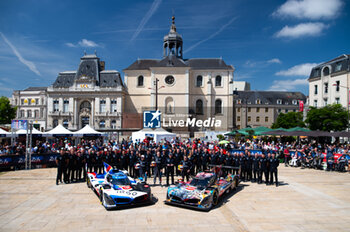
[233,91,306,129]
[308,54,350,110]
[12,87,48,131]
[46,54,125,131]
[123,16,248,135]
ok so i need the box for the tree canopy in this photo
[305,104,348,132]
[0,96,17,124]
[272,112,305,129]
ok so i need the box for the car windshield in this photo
[110,177,130,186]
[189,178,210,188]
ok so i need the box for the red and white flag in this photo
[299,100,304,112]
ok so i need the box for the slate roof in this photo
[24,87,47,91]
[124,56,233,71]
[309,54,350,80]
[52,55,123,88]
[235,91,306,105]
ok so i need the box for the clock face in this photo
[165,75,175,85]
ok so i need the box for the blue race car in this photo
[87,163,152,210]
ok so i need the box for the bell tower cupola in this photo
[163,16,183,59]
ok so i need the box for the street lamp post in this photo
[149,78,164,111]
[232,88,238,130]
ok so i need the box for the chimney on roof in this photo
[100,61,105,71]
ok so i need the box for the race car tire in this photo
[212,190,219,206]
[234,178,238,190]
[99,189,103,203]
[87,177,92,189]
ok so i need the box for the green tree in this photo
[271,112,305,129]
[0,96,16,124]
[306,104,348,131]
[216,134,225,141]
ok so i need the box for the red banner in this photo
[299,100,304,112]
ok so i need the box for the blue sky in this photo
[0,0,349,97]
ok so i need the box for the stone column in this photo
[91,99,95,128]
[185,69,190,114]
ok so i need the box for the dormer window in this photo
[236,99,241,104]
[335,62,342,72]
[323,67,329,76]
[277,99,282,105]
[256,99,261,104]
[292,100,297,105]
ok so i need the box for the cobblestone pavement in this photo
[0,166,349,232]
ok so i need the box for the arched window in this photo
[165,97,174,114]
[137,75,144,86]
[63,119,69,129]
[323,67,329,76]
[196,99,203,115]
[99,120,105,129]
[215,75,222,87]
[53,119,58,127]
[215,99,222,114]
[27,110,32,118]
[196,75,203,87]
[111,120,117,129]
[80,101,91,111]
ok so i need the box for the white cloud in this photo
[273,0,343,20]
[130,0,162,42]
[78,39,99,47]
[275,22,327,38]
[0,32,41,76]
[276,63,318,76]
[65,42,76,48]
[269,78,308,91]
[65,39,99,48]
[244,58,282,68]
[267,58,282,64]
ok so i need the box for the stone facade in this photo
[123,17,249,135]
[308,54,350,109]
[12,87,47,131]
[234,91,306,129]
[46,54,125,131]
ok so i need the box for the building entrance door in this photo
[81,117,89,127]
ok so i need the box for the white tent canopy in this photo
[0,128,10,137]
[74,125,102,137]
[44,124,73,137]
[132,127,176,143]
[16,127,42,135]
